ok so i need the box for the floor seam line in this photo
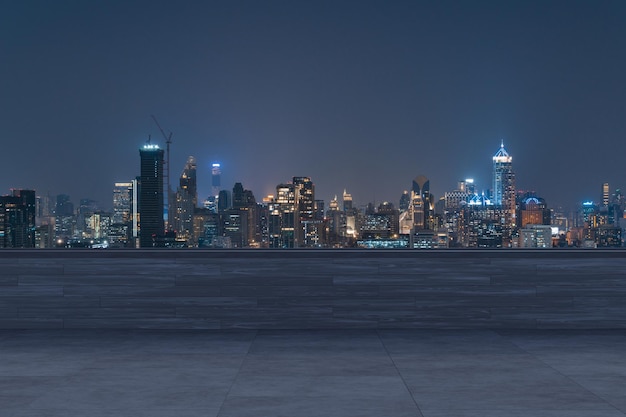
[214,330,258,417]
[377,330,425,417]
[497,330,626,415]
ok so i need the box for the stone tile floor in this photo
[1,329,625,417]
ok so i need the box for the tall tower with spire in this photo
[492,141,516,242]
[492,141,513,206]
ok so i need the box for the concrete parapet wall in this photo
[1,249,626,329]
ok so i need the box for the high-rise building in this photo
[492,142,516,243]
[0,190,36,248]
[492,142,514,206]
[77,199,99,237]
[520,225,553,248]
[192,207,219,247]
[518,194,550,228]
[228,182,257,246]
[11,189,36,247]
[273,183,297,248]
[211,163,221,198]
[217,190,231,213]
[293,177,315,246]
[342,189,357,239]
[173,156,197,242]
[139,144,164,247]
[406,175,435,231]
[602,183,610,207]
[54,194,74,240]
[113,183,133,224]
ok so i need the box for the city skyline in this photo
[2,139,623,249]
[2,139,622,214]
[2,1,626,208]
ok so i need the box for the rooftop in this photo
[2,329,625,416]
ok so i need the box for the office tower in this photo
[328,196,339,211]
[342,189,357,239]
[492,142,516,243]
[224,182,257,247]
[139,144,165,247]
[412,175,430,199]
[192,208,219,247]
[11,190,36,247]
[518,194,550,228]
[314,200,325,221]
[84,212,111,240]
[492,142,515,207]
[399,191,410,212]
[36,194,52,219]
[360,202,400,240]
[113,183,133,224]
[409,175,435,230]
[217,190,231,213]
[54,194,74,240]
[131,178,139,244]
[173,156,197,242]
[77,199,98,237]
[211,163,221,198]
[273,183,296,248]
[55,194,73,216]
[520,225,553,248]
[0,190,36,248]
[342,190,353,212]
[602,183,610,207]
[293,177,316,246]
[111,183,134,247]
[33,194,53,247]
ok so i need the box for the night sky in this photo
[2,1,625,211]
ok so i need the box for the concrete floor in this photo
[1,330,625,417]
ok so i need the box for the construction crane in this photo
[151,115,173,231]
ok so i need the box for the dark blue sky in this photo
[2,1,625,210]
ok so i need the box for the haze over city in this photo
[2,1,626,210]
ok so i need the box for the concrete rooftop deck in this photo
[1,329,625,416]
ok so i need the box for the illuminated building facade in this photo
[272,183,296,248]
[0,190,36,248]
[229,182,258,246]
[518,194,550,228]
[293,177,319,246]
[173,156,197,243]
[520,225,552,248]
[113,183,133,224]
[603,183,610,207]
[211,163,221,198]
[139,144,164,247]
[492,142,516,244]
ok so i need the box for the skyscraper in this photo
[293,177,318,246]
[139,144,164,247]
[492,142,516,244]
[173,156,197,242]
[602,183,610,207]
[0,190,36,248]
[274,183,296,248]
[113,183,133,224]
[409,175,435,230]
[211,163,221,198]
[492,142,514,207]
[54,194,74,240]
